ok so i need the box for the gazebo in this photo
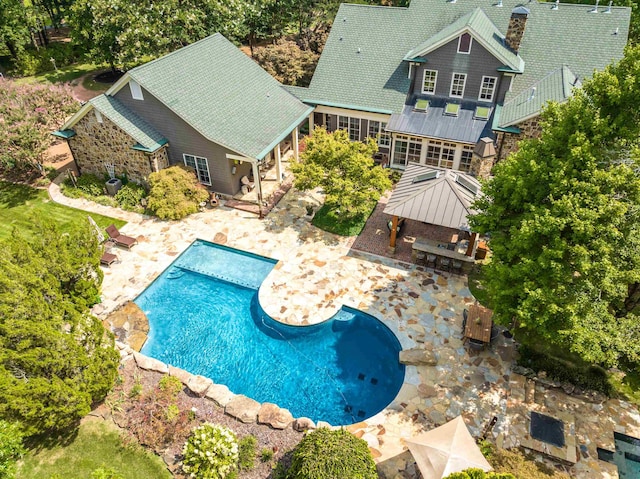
[383,164,482,257]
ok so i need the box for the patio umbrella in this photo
[406,416,492,479]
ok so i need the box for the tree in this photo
[291,128,391,220]
[252,40,318,86]
[146,165,209,220]
[470,46,640,368]
[0,79,77,170]
[0,0,32,59]
[0,220,119,436]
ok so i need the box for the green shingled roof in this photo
[404,8,524,73]
[498,65,580,126]
[306,0,629,116]
[126,34,312,159]
[89,95,167,152]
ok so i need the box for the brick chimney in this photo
[505,6,530,54]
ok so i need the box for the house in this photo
[289,0,630,176]
[54,34,313,198]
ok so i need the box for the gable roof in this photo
[383,163,480,230]
[110,34,312,159]
[305,0,629,116]
[498,65,580,127]
[90,95,168,152]
[404,8,524,73]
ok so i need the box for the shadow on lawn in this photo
[0,181,40,208]
[24,422,81,453]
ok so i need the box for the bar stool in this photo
[415,251,426,265]
[439,257,451,271]
[452,260,462,274]
[426,254,437,268]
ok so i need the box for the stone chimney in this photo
[505,6,530,54]
[470,137,496,179]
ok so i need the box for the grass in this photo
[17,419,171,479]
[13,62,101,86]
[311,203,375,236]
[0,181,125,241]
[82,70,111,92]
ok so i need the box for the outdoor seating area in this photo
[462,303,494,349]
[106,224,138,249]
[412,236,475,273]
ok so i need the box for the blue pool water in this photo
[136,240,405,425]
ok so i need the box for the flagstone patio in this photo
[49,178,640,478]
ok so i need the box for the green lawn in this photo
[312,203,376,236]
[17,419,171,479]
[13,62,101,86]
[0,181,125,241]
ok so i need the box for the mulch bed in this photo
[104,358,303,479]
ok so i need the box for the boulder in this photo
[293,417,316,432]
[205,384,234,407]
[133,352,168,374]
[316,421,332,429]
[399,348,437,366]
[168,366,192,385]
[258,403,294,430]
[225,395,261,423]
[187,375,213,397]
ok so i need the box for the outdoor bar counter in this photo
[412,237,475,273]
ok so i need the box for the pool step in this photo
[173,264,259,290]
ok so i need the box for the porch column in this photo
[466,232,478,257]
[308,113,314,133]
[293,126,299,162]
[252,162,263,206]
[389,215,399,249]
[275,144,282,183]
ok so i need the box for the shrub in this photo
[281,428,376,479]
[62,174,106,198]
[158,375,183,397]
[90,466,125,479]
[0,421,25,479]
[146,166,209,220]
[114,183,147,211]
[483,443,569,478]
[260,448,274,463]
[182,423,239,479]
[11,43,82,76]
[238,435,257,470]
[444,469,515,479]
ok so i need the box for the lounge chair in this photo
[100,251,118,267]
[241,176,254,191]
[106,224,137,249]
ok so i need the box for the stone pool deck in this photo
[49,179,640,478]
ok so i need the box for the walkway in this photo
[49,178,640,478]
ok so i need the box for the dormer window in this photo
[457,33,472,54]
[422,70,437,95]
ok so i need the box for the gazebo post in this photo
[389,215,399,250]
[466,232,478,257]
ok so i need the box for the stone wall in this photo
[496,115,543,162]
[470,153,494,179]
[68,113,167,185]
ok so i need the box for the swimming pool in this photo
[136,240,405,425]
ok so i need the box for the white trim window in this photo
[450,73,467,98]
[425,140,456,169]
[129,80,144,101]
[183,154,211,185]
[393,135,422,167]
[368,121,391,148]
[338,115,361,141]
[459,145,474,173]
[422,69,438,95]
[479,76,498,102]
[457,33,472,54]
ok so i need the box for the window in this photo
[450,73,467,98]
[459,145,473,173]
[414,99,429,111]
[457,33,472,54]
[425,140,456,169]
[408,141,422,163]
[392,135,422,166]
[349,117,360,141]
[183,154,211,185]
[368,121,391,148]
[129,80,144,101]
[422,70,438,94]
[479,76,497,101]
[445,103,460,117]
[338,115,361,141]
[475,106,491,120]
[94,109,103,123]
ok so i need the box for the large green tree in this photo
[0,0,32,59]
[0,220,119,436]
[252,39,318,86]
[291,128,391,220]
[470,46,640,368]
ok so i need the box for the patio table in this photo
[464,304,493,344]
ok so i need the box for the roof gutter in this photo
[303,99,394,115]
